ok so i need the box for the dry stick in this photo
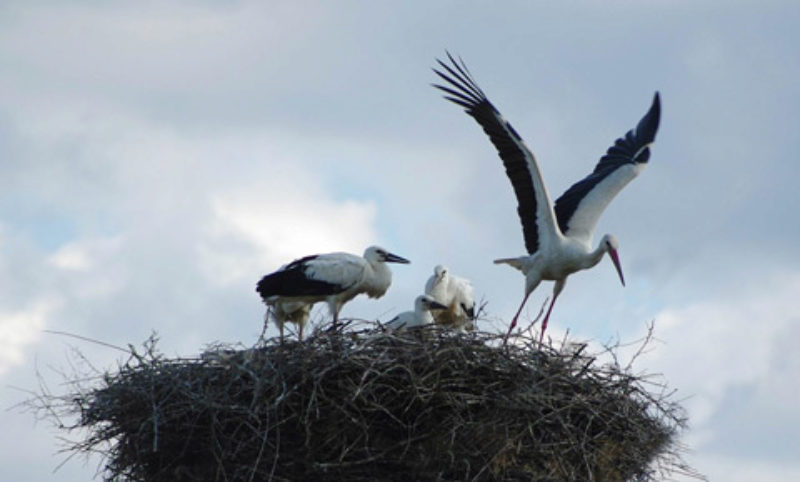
[26,325,697,480]
[43,330,130,353]
[625,319,658,372]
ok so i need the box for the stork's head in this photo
[601,234,625,287]
[432,264,448,285]
[364,246,410,264]
[416,294,448,312]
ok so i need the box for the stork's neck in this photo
[582,241,609,270]
[370,260,392,279]
[363,261,392,298]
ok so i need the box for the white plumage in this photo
[434,54,660,344]
[424,265,476,331]
[385,295,448,331]
[257,246,410,325]
[270,300,312,343]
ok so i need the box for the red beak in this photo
[609,248,625,287]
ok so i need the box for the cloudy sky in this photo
[2,1,799,480]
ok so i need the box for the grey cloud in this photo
[2,2,800,481]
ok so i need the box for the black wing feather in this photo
[433,53,541,254]
[554,93,661,234]
[256,255,344,300]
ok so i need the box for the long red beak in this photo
[609,248,625,287]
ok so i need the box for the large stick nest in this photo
[37,324,695,481]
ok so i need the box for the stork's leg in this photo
[298,321,304,342]
[263,306,277,343]
[325,298,339,329]
[260,308,270,341]
[538,296,557,344]
[279,322,284,345]
[539,279,566,344]
[503,291,531,346]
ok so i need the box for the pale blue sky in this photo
[2,2,799,480]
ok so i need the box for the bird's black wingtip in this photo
[650,91,661,110]
[439,49,457,65]
[636,91,661,142]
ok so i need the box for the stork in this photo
[269,300,312,343]
[256,246,410,326]
[433,53,660,344]
[424,265,476,331]
[384,294,448,331]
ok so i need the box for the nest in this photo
[34,324,697,481]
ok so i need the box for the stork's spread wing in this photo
[433,53,560,255]
[554,93,661,244]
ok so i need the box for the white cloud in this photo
[0,299,57,376]
[645,270,800,407]
[203,187,377,286]
[48,236,123,272]
[637,269,800,474]
[684,454,800,482]
[0,74,385,370]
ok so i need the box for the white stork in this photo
[384,294,448,331]
[269,300,312,343]
[433,53,660,343]
[256,246,410,326]
[424,265,476,331]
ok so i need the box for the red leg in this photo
[503,291,531,346]
[538,291,560,344]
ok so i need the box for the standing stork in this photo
[433,53,660,344]
[424,265,476,331]
[256,246,410,326]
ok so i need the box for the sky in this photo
[1,1,799,480]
